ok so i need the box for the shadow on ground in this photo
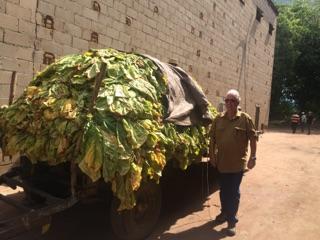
[8,163,220,240]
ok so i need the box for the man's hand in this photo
[247,157,256,169]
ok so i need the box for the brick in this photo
[92,22,107,35]
[105,0,113,7]
[39,39,63,56]
[127,7,138,19]
[82,7,98,21]
[64,23,82,38]
[106,27,119,39]
[17,59,33,73]
[99,34,112,47]
[0,0,5,13]
[16,72,33,87]
[0,84,10,99]
[108,8,120,21]
[14,85,25,98]
[20,0,37,10]
[55,7,74,23]
[0,28,3,41]
[6,0,19,4]
[75,0,91,8]
[42,0,65,9]
[0,43,33,61]
[72,37,89,51]
[4,30,33,47]
[111,39,125,51]
[75,15,91,29]
[62,45,80,55]
[0,13,18,31]
[112,19,125,32]
[53,31,72,46]
[54,19,65,32]
[0,56,19,71]
[65,1,82,13]
[82,29,91,41]
[19,20,36,37]
[37,1,55,16]
[119,32,131,44]
[6,2,32,21]
[114,1,126,13]
[37,26,53,40]
[0,70,12,84]
[142,24,153,35]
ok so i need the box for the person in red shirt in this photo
[291,112,300,134]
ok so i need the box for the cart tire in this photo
[110,181,161,240]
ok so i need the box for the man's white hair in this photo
[226,89,241,103]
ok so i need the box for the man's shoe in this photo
[214,213,227,223]
[225,223,236,236]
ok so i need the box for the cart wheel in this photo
[110,181,161,240]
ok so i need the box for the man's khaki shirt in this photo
[210,111,256,173]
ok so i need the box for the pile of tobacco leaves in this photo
[0,49,216,210]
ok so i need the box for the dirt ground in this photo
[1,128,320,240]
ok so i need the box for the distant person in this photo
[306,111,314,135]
[290,112,300,134]
[209,89,257,236]
[300,112,307,133]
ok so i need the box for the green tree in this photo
[271,0,320,119]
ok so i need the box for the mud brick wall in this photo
[0,0,277,127]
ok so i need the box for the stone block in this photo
[82,29,91,41]
[62,45,80,55]
[99,34,112,47]
[0,70,12,84]
[106,27,119,40]
[92,21,107,35]
[0,13,18,31]
[0,0,5,13]
[53,31,72,46]
[64,23,82,38]
[20,0,37,10]
[55,7,74,23]
[37,26,53,40]
[39,39,63,56]
[19,20,36,37]
[0,56,19,71]
[17,59,33,73]
[37,1,55,16]
[127,7,138,19]
[6,2,32,21]
[72,37,88,51]
[4,30,33,47]
[0,28,4,42]
[75,15,91,29]
[16,72,33,87]
[119,32,131,44]
[82,7,98,21]
[0,84,10,100]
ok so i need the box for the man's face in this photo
[225,94,239,113]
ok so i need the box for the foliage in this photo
[0,49,216,210]
[271,0,320,119]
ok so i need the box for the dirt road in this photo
[148,129,320,240]
[1,129,320,240]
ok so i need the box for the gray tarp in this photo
[142,55,212,126]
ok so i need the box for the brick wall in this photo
[0,0,277,127]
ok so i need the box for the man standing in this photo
[300,112,307,133]
[209,89,257,236]
[306,111,314,135]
